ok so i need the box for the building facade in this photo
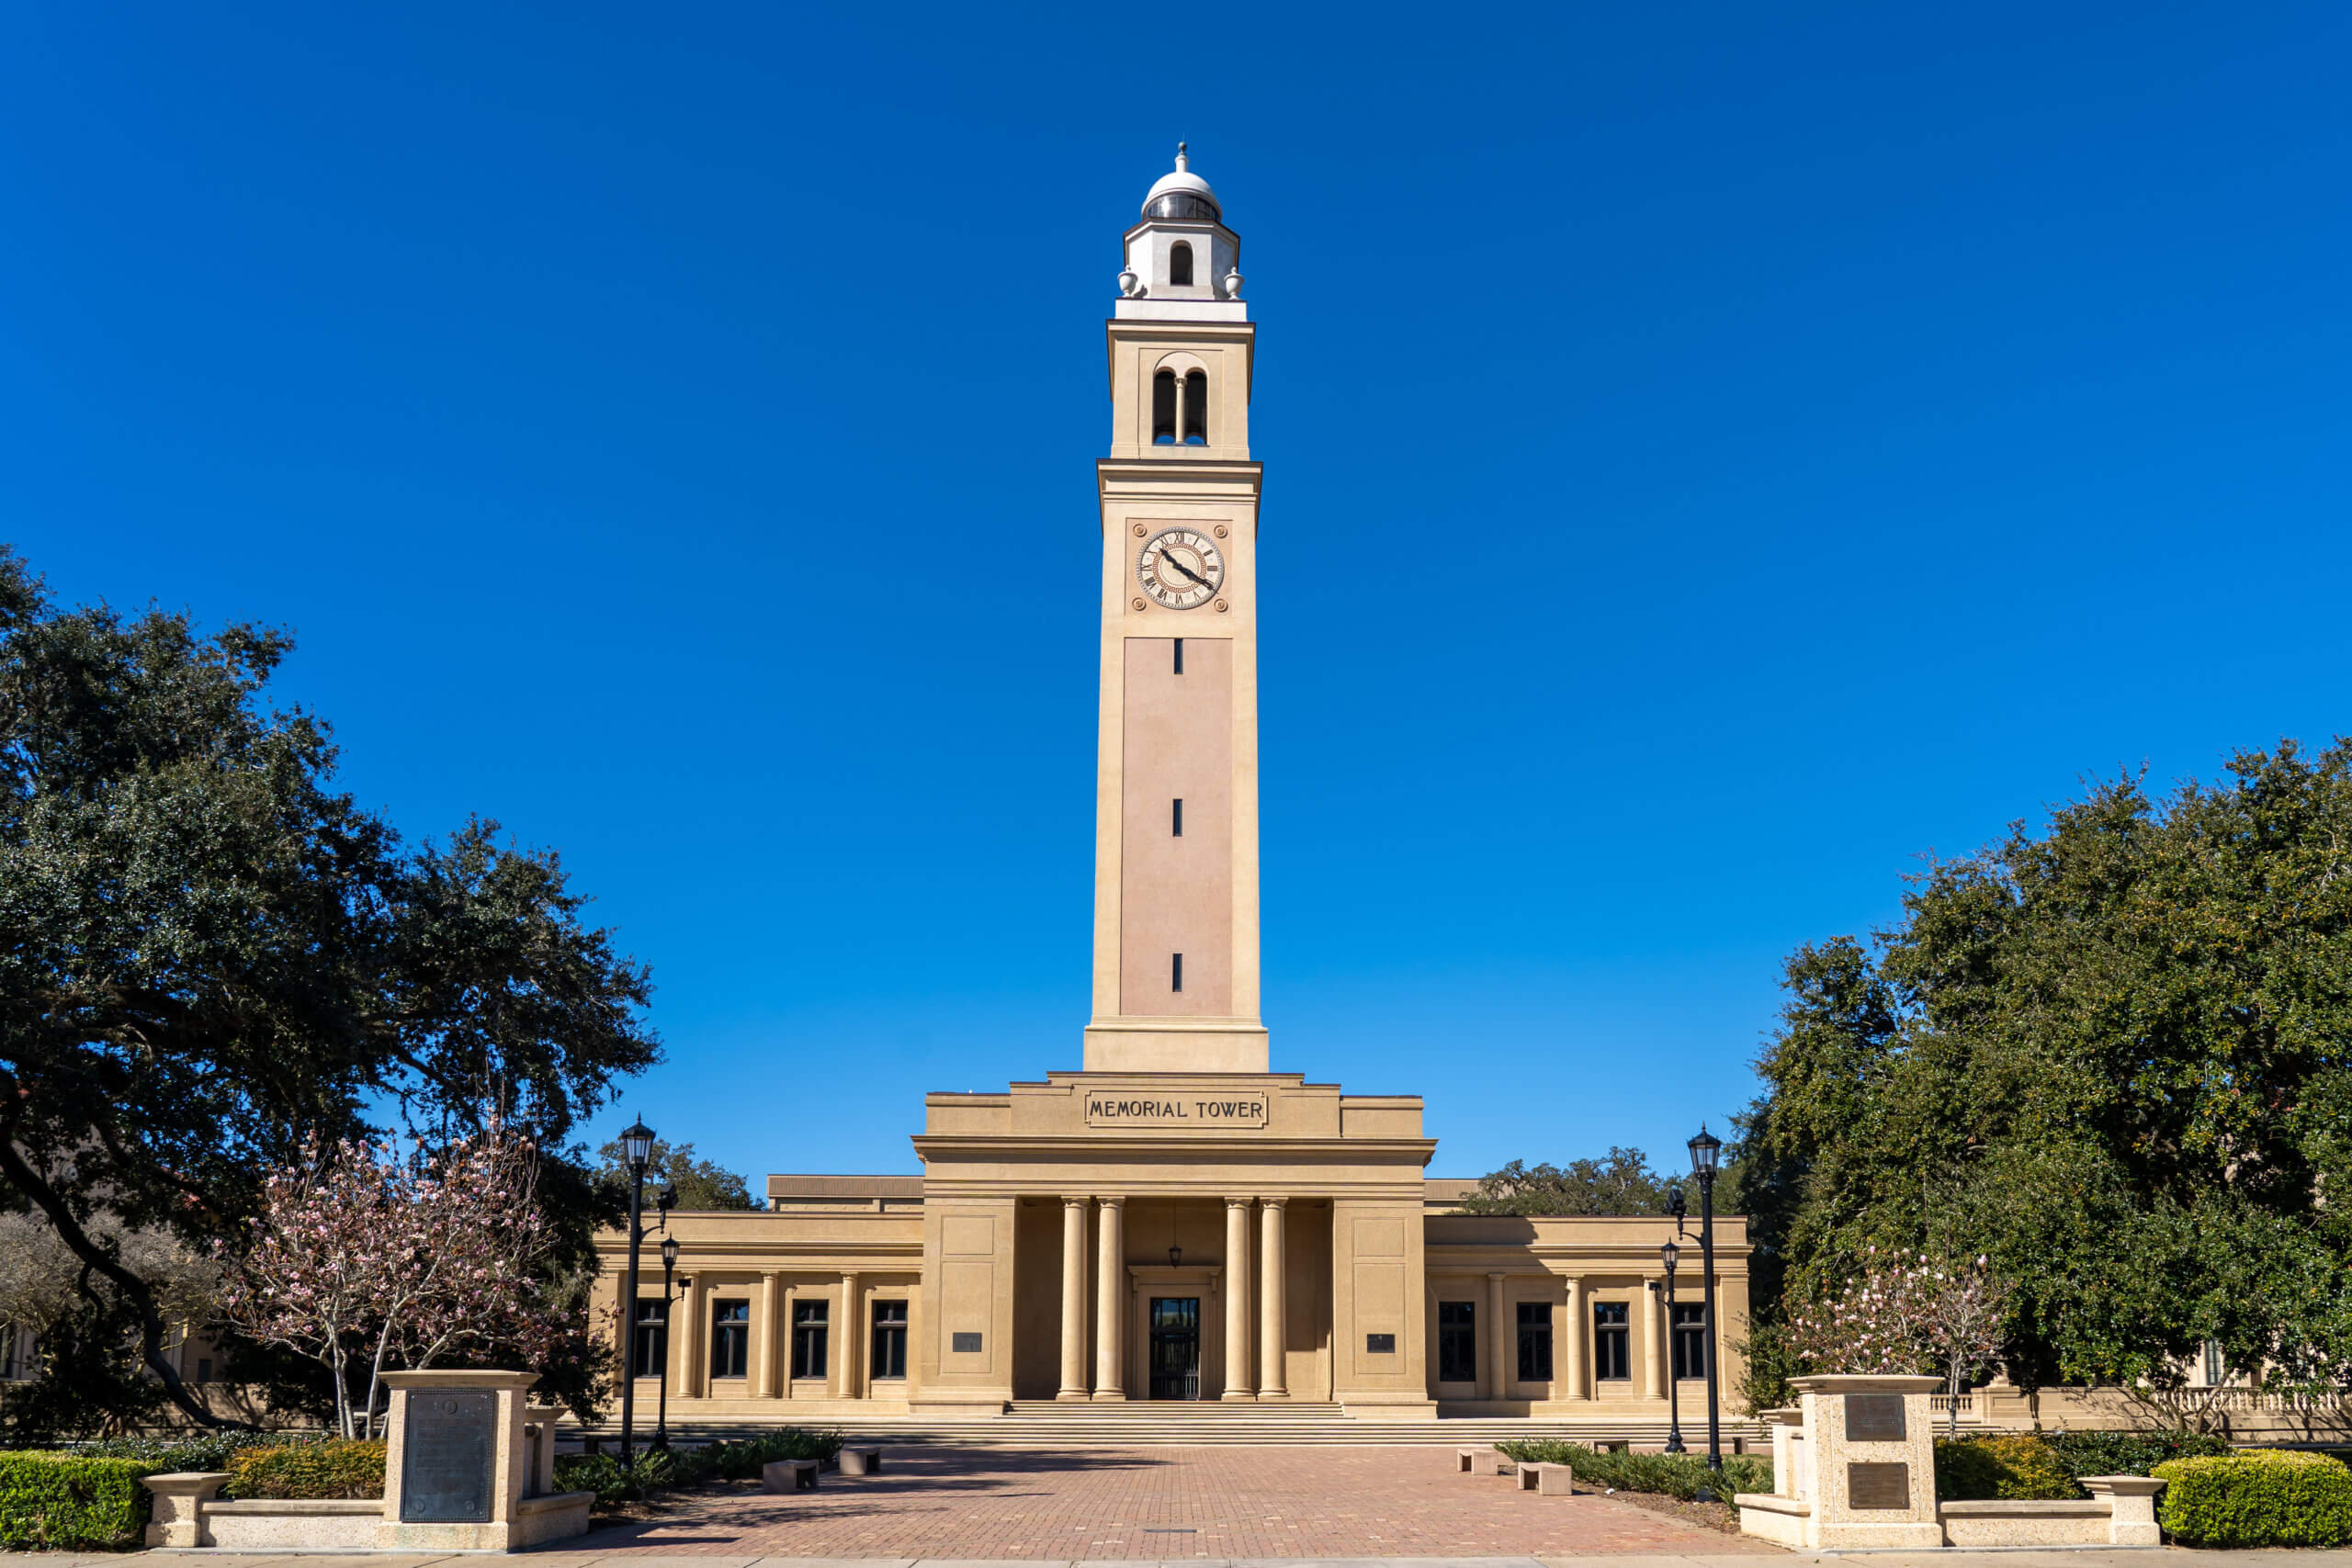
[591,151,1753,1428]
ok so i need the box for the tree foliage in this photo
[0,547,660,1427]
[594,1137,762,1212]
[1457,1147,1677,1215]
[1736,740,2352,1395]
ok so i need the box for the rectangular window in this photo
[709,1299,750,1380]
[1517,1301,1553,1382]
[1437,1300,1477,1383]
[1171,952,1183,992]
[791,1300,829,1380]
[631,1297,669,1378]
[1672,1302,1708,1380]
[2201,1337,2224,1386]
[870,1299,909,1380]
[196,1357,214,1384]
[1173,637,1183,674]
[1172,797,1183,836]
[1593,1300,1631,1382]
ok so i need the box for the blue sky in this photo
[6,3,2349,1189]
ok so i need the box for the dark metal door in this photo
[1148,1296,1200,1400]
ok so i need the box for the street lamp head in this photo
[1667,1183,1687,1222]
[660,1235,679,1271]
[1168,1244,1182,1269]
[1660,1238,1680,1274]
[1688,1124,1723,1182]
[656,1185,678,1214]
[619,1118,657,1175]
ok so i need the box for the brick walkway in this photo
[560,1445,1781,1558]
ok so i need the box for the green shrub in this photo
[2043,1428,2231,1479]
[2156,1450,2352,1548]
[0,1451,164,1550]
[556,1450,675,1506]
[552,1429,842,1506]
[64,1428,327,1473]
[1493,1439,1770,1500]
[223,1439,385,1500]
[1935,1434,2080,1501]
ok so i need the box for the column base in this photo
[1256,1388,1289,1400]
[1091,1390,1128,1402]
[1055,1389,1091,1401]
[1220,1389,1258,1402]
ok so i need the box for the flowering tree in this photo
[1788,1248,2012,1434]
[221,1125,561,1438]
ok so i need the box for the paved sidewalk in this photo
[79,1554,2352,1567]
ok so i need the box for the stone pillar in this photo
[1259,1198,1288,1398]
[755,1270,780,1397]
[833,1271,862,1399]
[1094,1196,1126,1399]
[1222,1198,1254,1400]
[1565,1274,1587,1400]
[682,1274,709,1398]
[1058,1197,1091,1399]
[1487,1272,1509,1401]
[1643,1280,1666,1399]
[1788,1374,1943,1549]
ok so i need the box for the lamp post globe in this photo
[1660,1238,1686,1454]
[616,1117,657,1483]
[1688,1124,1724,1473]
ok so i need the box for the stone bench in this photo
[841,1446,882,1476]
[1516,1461,1574,1495]
[1457,1447,1506,1475]
[763,1457,820,1493]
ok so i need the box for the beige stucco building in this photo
[591,151,1751,1433]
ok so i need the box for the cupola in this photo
[1116,144,1245,320]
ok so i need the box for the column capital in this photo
[1487,1269,1507,1281]
[761,1268,780,1281]
[1063,1194,1091,1212]
[1098,1194,1125,1211]
[1261,1195,1288,1211]
[1225,1195,1255,1212]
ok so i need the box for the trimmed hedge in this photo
[554,1427,847,1506]
[1493,1439,1772,1500]
[0,1451,163,1550]
[223,1439,386,1500]
[2042,1428,2230,1479]
[67,1429,329,1472]
[1934,1434,2079,1501]
[2155,1450,2352,1549]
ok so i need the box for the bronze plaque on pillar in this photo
[1848,1461,1912,1511]
[1845,1392,1907,1441]
[401,1392,494,1522]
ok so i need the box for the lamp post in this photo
[1660,1237,1686,1454]
[1687,1124,1724,1473]
[616,1117,656,1479]
[656,1232,680,1451]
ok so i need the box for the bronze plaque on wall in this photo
[1848,1461,1912,1511]
[1845,1393,1908,1441]
[400,1391,494,1522]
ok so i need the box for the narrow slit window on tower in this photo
[1170,241,1193,287]
[1152,369,1177,445]
[1172,797,1183,837]
[1171,953,1184,993]
[1172,637,1183,673]
[1182,370,1208,445]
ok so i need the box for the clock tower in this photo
[1083,147,1267,1075]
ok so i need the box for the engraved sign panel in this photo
[1846,1392,1908,1441]
[1848,1461,1912,1511]
[1364,1333,1396,1354]
[400,1391,495,1523]
[1085,1091,1270,1130]
[951,1332,983,1353]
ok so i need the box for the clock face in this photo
[1137,528,1226,610]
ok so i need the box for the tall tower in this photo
[1083,148,1267,1075]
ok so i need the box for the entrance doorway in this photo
[1148,1297,1201,1400]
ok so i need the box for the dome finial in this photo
[1175,141,1188,172]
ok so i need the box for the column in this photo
[781,1284,797,1400]
[755,1270,781,1397]
[1258,1198,1288,1399]
[1058,1197,1091,1399]
[833,1271,862,1399]
[1565,1274,1587,1400]
[1644,1280,1666,1399]
[681,1274,709,1398]
[1094,1196,1126,1399]
[1487,1272,1509,1401]
[1222,1198,1254,1400]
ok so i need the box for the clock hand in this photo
[1162,552,1211,589]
